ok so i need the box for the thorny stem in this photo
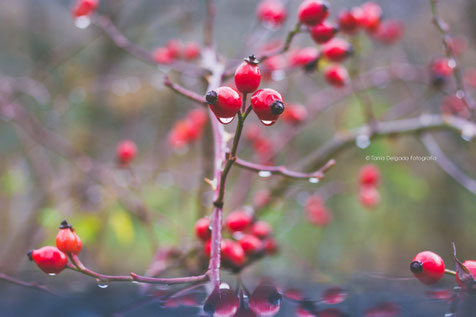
[429,0,476,112]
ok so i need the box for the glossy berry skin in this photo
[297,0,329,26]
[249,284,282,316]
[206,87,242,124]
[338,8,362,34]
[359,2,382,33]
[251,88,285,125]
[235,55,261,93]
[116,140,137,165]
[456,260,476,286]
[359,186,380,209]
[72,0,98,18]
[225,211,252,232]
[56,220,82,254]
[194,217,211,242]
[204,286,239,316]
[257,0,287,27]
[239,234,263,255]
[222,240,246,266]
[310,22,338,44]
[359,164,380,186]
[251,221,272,239]
[322,39,352,62]
[28,246,68,275]
[324,65,349,87]
[410,251,445,285]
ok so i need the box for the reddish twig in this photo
[0,272,60,296]
[235,158,335,181]
[163,75,207,105]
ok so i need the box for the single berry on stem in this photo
[27,246,68,275]
[194,217,212,242]
[324,64,349,87]
[310,22,339,44]
[116,140,137,166]
[257,0,287,27]
[72,0,98,18]
[297,0,329,26]
[359,164,380,186]
[322,38,353,62]
[225,210,253,232]
[235,55,261,93]
[410,251,445,285]
[56,220,82,254]
[206,87,242,124]
[251,88,285,126]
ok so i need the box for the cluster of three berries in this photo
[206,55,285,126]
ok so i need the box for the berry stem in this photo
[445,269,457,276]
[0,272,60,297]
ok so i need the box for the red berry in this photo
[264,238,278,255]
[153,47,174,64]
[116,140,137,166]
[322,287,347,304]
[410,251,445,285]
[222,239,246,266]
[359,164,380,186]
[441,94,471,118]
[310,22,338,44]
[322,38,353,62]
[235,55,261,93]
[183,42,201,60]
[448,36,467,56]
[194,217,211,242]
[431,57,454,86]
[249,284,281,316]
[203,239,212,257]
[324,64,349,87]
[166,39,182,59]
[225,210,253,232]
[456,260,476,287]
[251,88,285,125]
[306,203,332,227]
[239,234,263,255]
[257,0,287,27]
[72,0,98,18]
[281,104,308,124]
[359,2,382,33]
[297,0,329,26]
[288,48,319,68]
[338,8,362,34]
[206,87,242,124]
[252,221,272,238]
[359,186,380,209]
[27,246,68,275]
[56,220,82,254]
[373,20,404,44]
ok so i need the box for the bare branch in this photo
[0,272,60,296]
[163,75,207,105]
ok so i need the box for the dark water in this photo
[1,274,473,316]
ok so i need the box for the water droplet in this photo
[219,283,231,290]
[217,116,234,124]
[74,16,91,29]
[308,177,319,184]
[355,134,371,149]
[448,58,457,69]
[456,90,465,99]
[260,120,276,126]
[48,273,56,276]
[461,125,474,141]
[96,279,109,288]
[271,70,286,81]
[258,171,272,178]
[131,280,139,284]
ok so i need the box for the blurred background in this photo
[1,0,476,301]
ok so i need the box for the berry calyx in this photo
[257,0,287,27]
[410,251,445,285]
[456,260,476,287]
[28,246,68,275]
[116,140,137,166]
[225,210,253,232]
[72,0,98,18]
[235,55,261,93]
[359,164,380,186]
[324,64,349,87]
[206,87,242,124]
[310,22,339,44]
[322,38,353,62]
[194,217,211,242]
[251,88,285,125]
[297,0,329,26]
[56,220,82,254]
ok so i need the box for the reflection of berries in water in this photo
[203,286,240,316]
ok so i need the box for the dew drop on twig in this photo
[308,177,319,184]
[258,171,272,178]
[74,16,91,29]
[96,279,109,289]
[356,134,371,149]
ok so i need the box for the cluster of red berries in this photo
[72,0,98,18]
[358,164,380,209]
[154,40,201,65]
[207,55,286,126]
[28,220,82,275]
[410,250,476,287]
[305,195,332,227]
[116,140,137,167]
[195,210,277,269]
[168,108,208,149]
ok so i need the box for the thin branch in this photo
[235,158,335,181]
[68,254,209,285]
[0,273,59,296]
[163,75,207,105]
[259,22,302,62]
[421,133,476,195]
[204,0,216,47]
[430,0,476,111]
